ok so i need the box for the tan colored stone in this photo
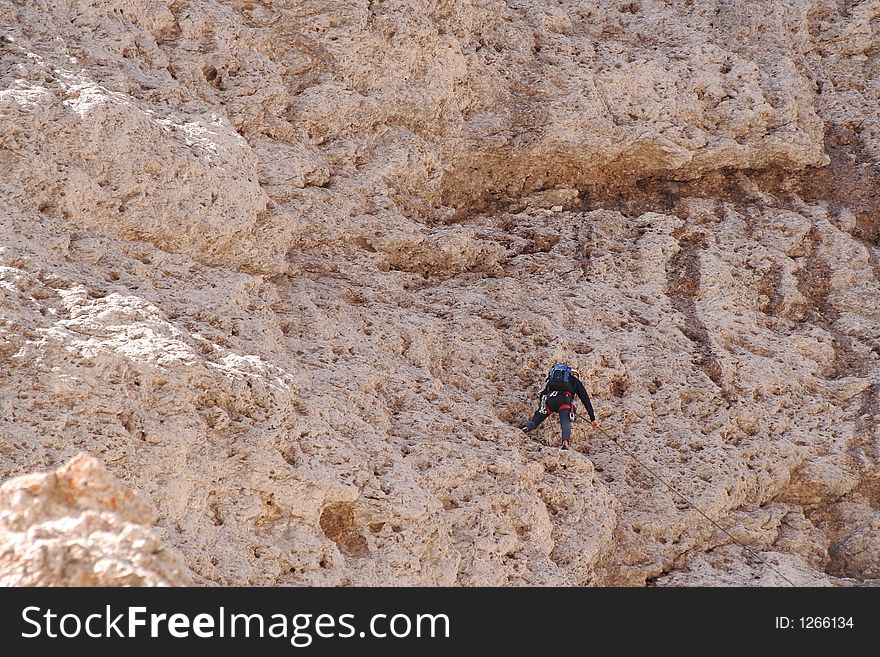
[0,454,192,586]
[0,0,878,587]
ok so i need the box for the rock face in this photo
[0,1,878,586]
[0,454,192,586]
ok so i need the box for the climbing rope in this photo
[594,424,799,587]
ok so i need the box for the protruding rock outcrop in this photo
[0,454,192,586]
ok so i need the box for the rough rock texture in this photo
[0,454,192,585]
[1,1,879,586]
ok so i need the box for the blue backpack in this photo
[547,364,575,392]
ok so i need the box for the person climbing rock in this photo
[521,363,598,450]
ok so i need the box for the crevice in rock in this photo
[665,229,730,398]
[797,123,880,248]
[850,383,880,506]
[756,261,786,317]
[793,225,870,380]
[208,492,223,527]
[795,225,834,323]
[854,382,880,449]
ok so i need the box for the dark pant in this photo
[526,391,574,441]
[526,408,572,441]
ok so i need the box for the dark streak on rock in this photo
[665,230,731,400]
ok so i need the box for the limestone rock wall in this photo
[1,0,878,586]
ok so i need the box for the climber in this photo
[520,363,598,450]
